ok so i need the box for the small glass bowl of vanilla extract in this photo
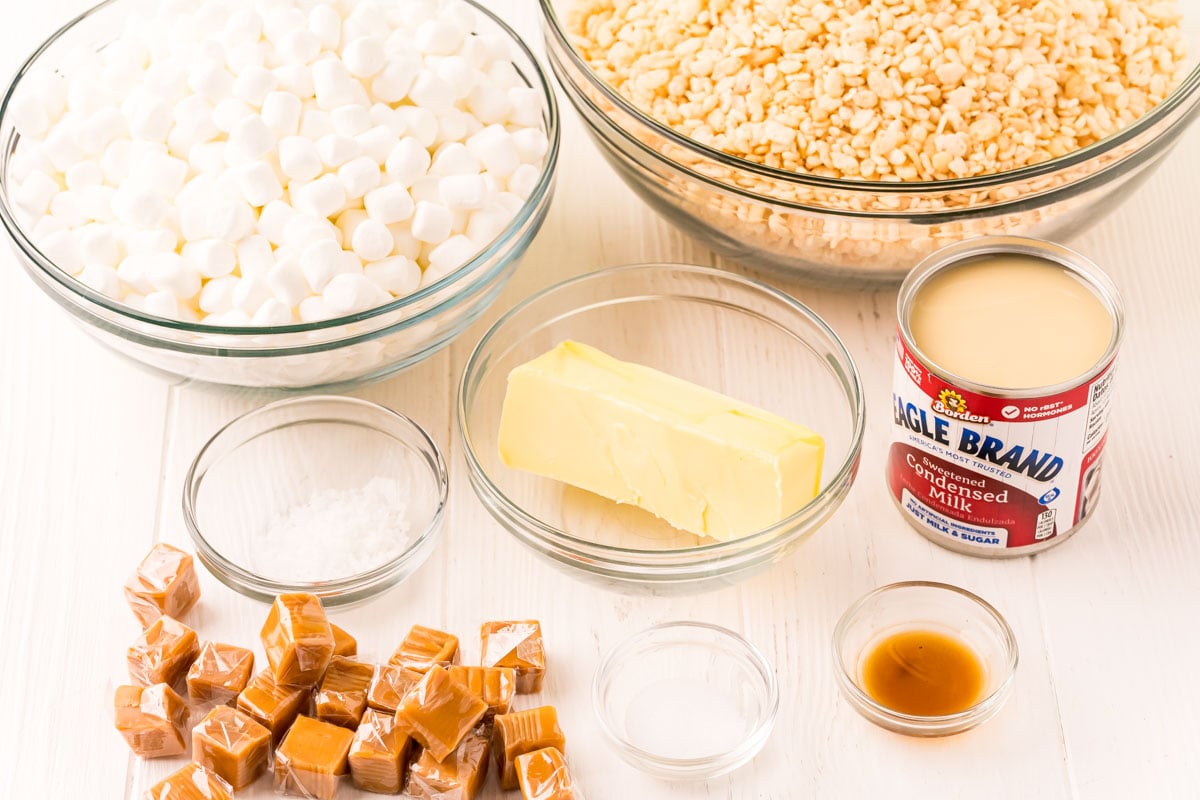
[833,581,1018,736]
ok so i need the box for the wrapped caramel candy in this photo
[480,621,545,694]
[404,726,491,800]
[128,616,200,688]
[125,543,201,628]
[187,642,254,706]
[314,656,374,729]
[367,663,423,714]
[236,669,308,744]
[192,705,271,791]
[348,708,412,794]
[389,624,460,671]
[142,762,233,800]
[394,665,488,761]
[115,683,189,759]
[274,715,354,800]
[260,593,334,688]
[447,666,516,722]
[330,623,357,657]
[492,706,566,790]
[516,747,576,800]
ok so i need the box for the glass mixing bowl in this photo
[540,0,1200,283]
[457,263,864,592]
[0,0,559,389]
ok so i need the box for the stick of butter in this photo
[497,341,824,542]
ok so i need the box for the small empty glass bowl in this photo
[457,263,864,591]
[593,622,779,780]
[833,581,1018,737]
[183,396,447,605]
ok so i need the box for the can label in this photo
[887,335,1115,552]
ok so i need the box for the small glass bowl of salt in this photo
[592,621,779,780]
[183,395,447,606]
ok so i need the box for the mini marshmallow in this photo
[44,228,90,274]
[258,199,298,245]
[293,173,347,218]
[212,98,255,133]
[238,235,276,277]
[182,239,237,278]
[11,144,55,185]
[335,208,368,241]
[363,255,420,296]
[300,108,335,140]
[316,134,363,168]
[224,10,264,47]
[311,59,358,110]
[323,272,388,315]
[129,152,189,197]
[101,140,133,184]
[512,127,550,164]
[300,238,350,291]
[385,137,431,187]
[393,106,438,148]
[188,59,235,101]
[146,252,202,299]
[338,156,382,200]
[80,107,130,154]
[356,125,396,165]
[433,108,471,146]
[508,163,541,199]
[332,105,371,138]
[466,208,507,244]
[65,162,104,192]
[117,254,156,293]
[9,91,51,139]
[371,58,419,103]
[226,42,269,74]
[234,160,285,206]
[233,66,277,107]
[278,28,321,65]
[410,201,452,244]
[298,295,332,322]
[168,94,219,153]
[427,234,478,274]
[273,64,315,99]
[414,19,464,56]
[78,263,123,298]
[253,297,294,325]
[198,274,237,313]
[343,37,386,78]
[350,218,393,261]
[308,5,342,50]
[364,184,414,224]
[388,226,422,260]
[283,213,340,251]
[78,185,118,223]
[232,273,273,315]
[126,228,179,256]
[266,255,310,307]
[261,91,302,137]
[226,115,276,166]
[278,135,324,182]
[436,173,486,210]
[435,56,475,100]
[44,124,85,172]
[430,142,480,176]
[408,175,442,205]
[49,193,87,228]
[508,86,544,128]
[407,70,454,113]
[126,94,174,141]
[467,125,520,177]
[77,224,120,267]
[14,172,59,216]
[263,7,307,43]
[144,290,182,319]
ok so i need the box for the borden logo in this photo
[933,388,991,423]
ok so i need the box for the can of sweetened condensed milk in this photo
[888,236,1124,557]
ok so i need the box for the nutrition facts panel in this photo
[2,1,1200,799]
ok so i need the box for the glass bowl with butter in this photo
[457,263,864,591]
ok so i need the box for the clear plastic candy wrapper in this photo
[480,620,545,694]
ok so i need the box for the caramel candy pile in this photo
[124,543,201,628]
[113,544,580,797]
[143,762,232,800]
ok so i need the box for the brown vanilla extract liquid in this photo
[861,629,985,716]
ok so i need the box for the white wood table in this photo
[2,2,1199,798]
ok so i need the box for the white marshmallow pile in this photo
[9,0,548,325]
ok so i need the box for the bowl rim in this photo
[831,580,1020,730]
[591,620,780,776]
[181,395,449,603]
[539,0,1200,194]
[456,262,866,570]
[0,0,561,336]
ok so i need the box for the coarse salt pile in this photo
[8,0,548,325]
[570,0,1186,181]
[252,476,413,582]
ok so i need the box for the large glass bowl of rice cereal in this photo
[541,0,1200,282]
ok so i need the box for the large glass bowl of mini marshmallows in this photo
[0,0,558,389]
